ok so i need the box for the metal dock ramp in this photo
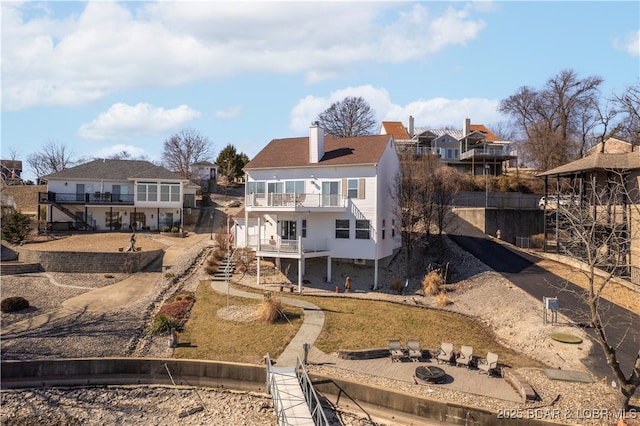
[266,355,328,426]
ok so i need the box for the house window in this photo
[160,183,180,202]
[280,220,296,240]
[454,149,459,158]
[137,182,157,202]
[392,219,396,237]
[285,180,304,194]
[247,181,265,195]
[382,219,386,240]
[447,149,453,159]
[347,179,358,198]
[356,220,370,239]
[335,219,349,239]
[159,212,174,229]
[302,219,307,238]
[105,212,121,229]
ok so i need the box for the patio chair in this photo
[436,342,453,364]
[388,339,405,362]
[457,345,473,368]
[478,352,499,376]
[407,340,422,361]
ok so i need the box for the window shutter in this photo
[359,178,365,199]
[341,179,347,197]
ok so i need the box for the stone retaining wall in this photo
[0,262,44,275]
[15,249,163,273]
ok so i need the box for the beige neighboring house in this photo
[537,149,640,285]
[39,159,199,232]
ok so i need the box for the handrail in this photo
[265,353,291,426]
[296,355,329,426]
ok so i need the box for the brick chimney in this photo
[309,122,324,163]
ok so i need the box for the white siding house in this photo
[234,125,402,291]
[39,159,198,232]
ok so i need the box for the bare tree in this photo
[162,129,212,180]
[499,69,603,171]
[26,140,74,183]
[390,151,426,272]
[547,168,640,408]
[316,96,377,138]
[612,82,640,148]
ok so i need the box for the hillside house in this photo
[38,159,199,232]
[381,117,516,176]
[234,124,402,291]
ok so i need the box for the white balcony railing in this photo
[247,235,329,255]
[459,147,514,160]
[247,193,345,209]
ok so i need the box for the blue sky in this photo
[2,1,639,181]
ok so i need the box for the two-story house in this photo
[382,117,516,176]
[234,124,402,291]
[38,159,198,232]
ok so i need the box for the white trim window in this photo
[356,219,370,239]
[335,219,349,239]
[160,182,180,202]
[137,182,158,202]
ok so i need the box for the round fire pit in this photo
[415,366,447,384]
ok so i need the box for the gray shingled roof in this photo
[42,159,187,181]
[537,152,640,177]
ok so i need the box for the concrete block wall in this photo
[15,249,163,273]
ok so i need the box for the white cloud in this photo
[2,2,486,110]
[214,106,242,119]
[290,86,504,133]
[78,103,201,141]
[613,30,640,57]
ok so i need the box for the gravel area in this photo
[1,233,638,425]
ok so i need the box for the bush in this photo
[151,314,180,335]
[157,300,192,322]
[435,291,451,307]
[531,234,545,249]
[162,225,170,232]
[389,277,403,294]
[1,296,30,313]
[422,270,444,296]
[173,291,195,303]
[103,274,114,279]
[164,272,175,279]
[171,226,179,233]
[256,297,285,324]
[1,211,32,244]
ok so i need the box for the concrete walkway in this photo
[209,280,325,367]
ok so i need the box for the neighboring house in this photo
[381,117,516,175]
[38,159,199,232]
[1,160,23,185]
[587,137,637,155]
[235,124,402,291]
[537,151,640,285]
[191,160,218,193]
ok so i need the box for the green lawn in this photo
[175,281,546,370]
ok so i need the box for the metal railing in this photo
[265,353,329,426]
[459,147,513,160]
[247,192,345,209]
[39,191,135,204]
[515,236,531,249]
[296,355,329,426]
